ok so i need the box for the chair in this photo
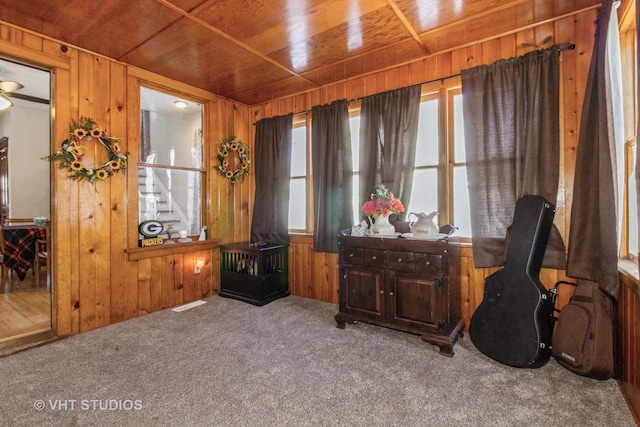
[0,227,7,292]
[0,223,24,291]
[33,235,48,288]
[0,220,29,291]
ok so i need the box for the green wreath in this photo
[44,117,128,184]
[217,136,250,184]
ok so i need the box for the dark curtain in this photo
[567,0,620,299]
[250,114,293,244]
[311,100,353,252]
[358,85,421,218]
[461,46,566,269]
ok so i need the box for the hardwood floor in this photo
[0,270,51,343]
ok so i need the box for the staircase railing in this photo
[138,166,192,235]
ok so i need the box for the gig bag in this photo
[550,279,614,380]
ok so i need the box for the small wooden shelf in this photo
[125,239,220,261]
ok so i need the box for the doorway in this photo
[0,57,52,347]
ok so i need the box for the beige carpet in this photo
[0,295,635,426]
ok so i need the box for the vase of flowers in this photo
[361,184,405,235]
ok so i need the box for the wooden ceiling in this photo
[0,0,602,105]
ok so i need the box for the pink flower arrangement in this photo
[361,184,405,218]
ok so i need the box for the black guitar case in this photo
[469,195,555,368]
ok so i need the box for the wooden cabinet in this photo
[335,235,464,356]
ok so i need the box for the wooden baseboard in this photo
[0,330,62,357]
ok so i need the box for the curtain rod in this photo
[288,72,463,119]
[288,71,461,118]
[260,43,576,122]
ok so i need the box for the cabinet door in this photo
[340,265,385,322]
[387,270,443,332]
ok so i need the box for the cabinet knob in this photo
[425,261,431,265]
[397,258,402,262]
[372,256,377,260]
[389,291,394,296]
[380,290,384,294]
[349,253,354,257]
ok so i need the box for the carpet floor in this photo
[0,295,635,426]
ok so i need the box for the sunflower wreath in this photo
[44,117,128,184]
[217,136,250,184]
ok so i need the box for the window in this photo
[288,78,471,237]
[350,113,361,226]
[288,116,310,231]
[139,86,204,237]
[354,80,470,236]
[450,89,472,237]
[626,142,637,258]
[407,93,439,219]
[621,65,637,259]
[619,8,637,260]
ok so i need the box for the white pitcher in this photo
[409,211,439,236]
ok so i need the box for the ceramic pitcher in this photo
[408,211,439,236]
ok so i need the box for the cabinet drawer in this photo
[361,249,385,266]
[387,252,443,274]
[414,254,443,274]
[387,251,415,272]
[340,247,363,264]
[341,248,385,266]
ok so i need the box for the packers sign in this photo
[138,220,165,247]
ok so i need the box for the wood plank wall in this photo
[0,7,599,338]
[250,9,598,323]
[251,8,640,420]
[618,272,640,423]
[0,23,254,337]
[2,7,640,422]
[250,9,640,418]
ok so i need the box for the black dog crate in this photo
[219,242,289,306]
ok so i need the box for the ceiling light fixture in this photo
[174,100,188,109]
[0,93,13,110]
